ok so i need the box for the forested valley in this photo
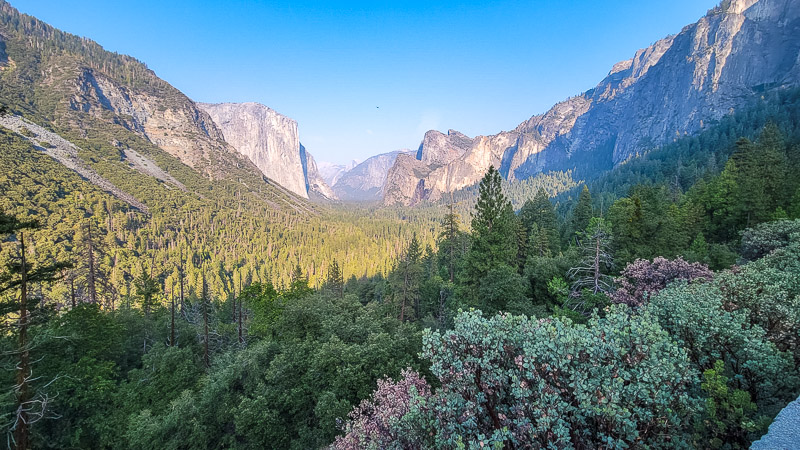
[1,86,800,448]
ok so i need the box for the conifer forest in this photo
[1,0,800,448]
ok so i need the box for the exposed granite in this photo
[384,0,800,205]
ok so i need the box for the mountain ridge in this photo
[383,0,800,205]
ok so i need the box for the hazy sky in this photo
[15,0,719,164]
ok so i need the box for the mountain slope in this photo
[0,0,310,214]
[384,0,800,205]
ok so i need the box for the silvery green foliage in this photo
[739,219,800,262]
[648,282,799,417]
[415,308,697,448]
[722,231,800,369]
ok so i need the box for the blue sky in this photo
[15,0,719,164]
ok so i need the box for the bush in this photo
[739,219,800,262]
[612,256,713,307]
[648,282,799,419]
[337,308,698,448]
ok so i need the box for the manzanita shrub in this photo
[738,219,800,262]
[612,256,714,307]
[648,282,799,421]
[332,369,432,450]
[335,308,698,449]
[716,240,800,359]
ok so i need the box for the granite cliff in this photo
[198,102,334,199]
[384,0,800,205]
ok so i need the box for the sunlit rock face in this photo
[384,0,800,205]
[199,102,311,198]
[300,144,338,200]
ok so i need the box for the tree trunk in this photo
[70,275,76,309]
[15,232,30,450]
[202,273,209,369]
[238,294,243,345]
[593,235,601,294]
[87,222,97,305]
[179,251,185,314]
[170,286,176,347]
[400,267,408,322]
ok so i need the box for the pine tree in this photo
[326,259,344,299]
[463,166,518,307]
[571,185,593,240]
[134,266,159,318]
[73,219,111,306]
[0,212,68,449]
[202,271,210,369]
[438,203,462,283]
[393,234,423,322]
[519,188,560,255]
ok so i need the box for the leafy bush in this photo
[612,256,713,307]
[648,282,799,419]
[337,308,698,448]
[739,219,800,262]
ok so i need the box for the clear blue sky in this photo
[15,0,719,165]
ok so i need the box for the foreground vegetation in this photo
[1,93,800,448]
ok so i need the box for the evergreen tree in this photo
[325,259,344,299]
[134,267,160,318]
[392,234,422,322]
[519,188,560,255]
[462,166,518,309]
[438,203,463,283]
[570,185,593,239]
[288,264,312,299]
[73,219,112,307]
[0,211,68,449]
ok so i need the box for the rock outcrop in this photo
[750,395,800,449]
[198,102,310,198]
[199,102,335,200]
[416,129,474,166]
[384,0,800,205]
[335,150,410,201]
[300,144,337,200]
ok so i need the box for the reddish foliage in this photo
[612,257,713,306]
[332,369,431,450]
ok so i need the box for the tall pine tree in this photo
[570,185,593,240]
[0,211,68,449]
[462,166,518,309]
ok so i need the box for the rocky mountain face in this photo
[300,144,337,200]
[335,150,409,201]
[0,0,311,213]
[198,103,307,199]
[384,0,800,205]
